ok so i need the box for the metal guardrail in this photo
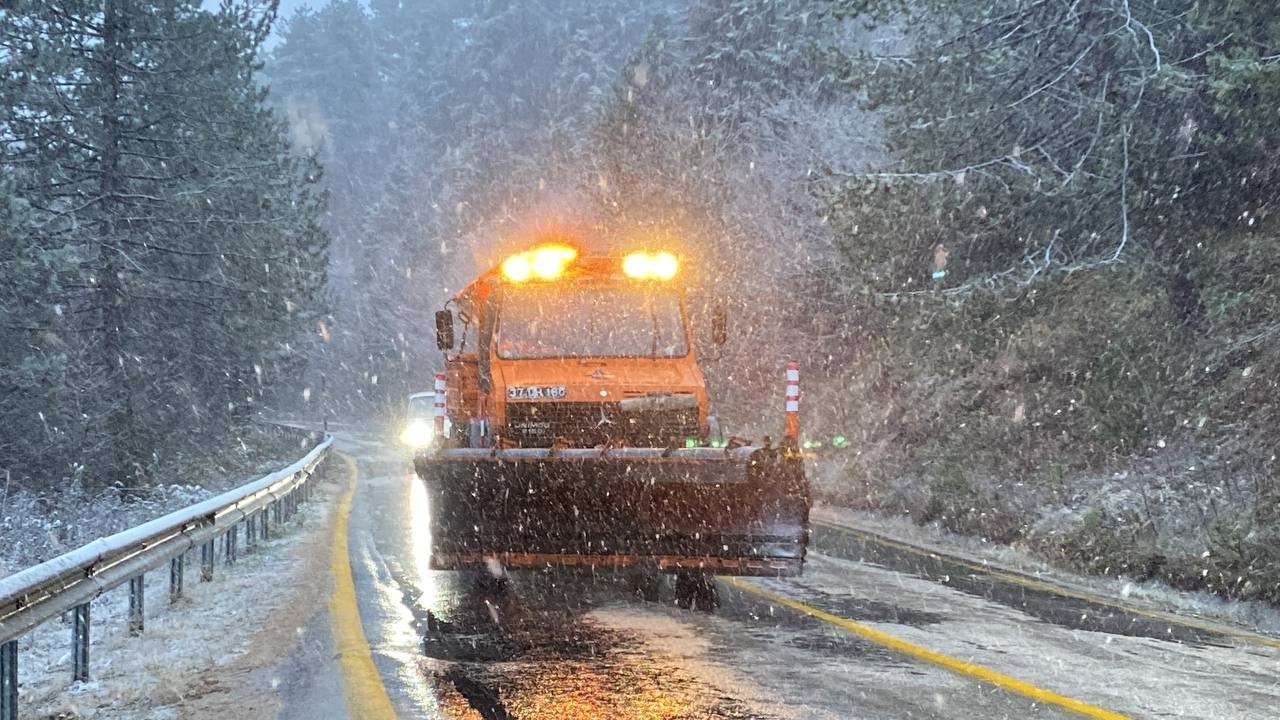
[0,428,333,720]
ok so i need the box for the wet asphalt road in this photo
[279,433,1280,719]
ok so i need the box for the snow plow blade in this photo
[414,446,809,576]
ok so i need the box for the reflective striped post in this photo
[433,372,447,437]
[784,361,801,444]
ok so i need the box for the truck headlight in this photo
[400,419,434,448]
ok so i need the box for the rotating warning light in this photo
[622,251,679,280]
[502,244,578,282]
[622,252,650,278]
[501,254,532,282]
[531,244,577,278]
[650,251,678,279]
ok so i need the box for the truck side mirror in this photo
[711,306,728,346]
[435,310,454,350]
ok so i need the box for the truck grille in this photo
[504,402,698,448]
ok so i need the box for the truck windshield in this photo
[496,283,688,359]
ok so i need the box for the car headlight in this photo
[400,419,434,448]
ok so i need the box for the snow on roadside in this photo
[0,427,317,578]
[0,482,212,579]
[11,472,341,719]
[813,503,1280,637]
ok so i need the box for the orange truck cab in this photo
[416,243,809,609]
[434,246,720,449]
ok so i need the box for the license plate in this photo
[506,385,567,400]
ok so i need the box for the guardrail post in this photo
[0,434,330,712]
[245,515,256,553]
[128,575,144,636]
[201,540,215,581]
[225,527,237,566]
[1,640,16,720]
[72,602,90,683]
[170,554,184,603]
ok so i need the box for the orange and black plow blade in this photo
[413,446,809,577]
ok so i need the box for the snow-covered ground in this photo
[0,481,213,578]
[10,468,343,719]
[813,503,1280,637]
[0,426,320,578]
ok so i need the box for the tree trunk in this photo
[97,0,138,488]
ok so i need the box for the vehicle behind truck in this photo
[414,242,809,609]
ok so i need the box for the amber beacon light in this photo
[501,244,578,282]
[622,251,679,280]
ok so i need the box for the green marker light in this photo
[832,435,848,448]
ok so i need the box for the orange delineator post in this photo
[433,372,447,436]
[784,361,800,441]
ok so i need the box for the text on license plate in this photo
[506,385,567,400]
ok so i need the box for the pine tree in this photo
[0,0,328,487]
[686,0,824,122]
[0,172,79,482]
[823,0,1280,295]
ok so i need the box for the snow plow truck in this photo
[414,242,809,608]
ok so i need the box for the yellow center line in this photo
[811,518,1280,650]
[329,453,398,720]
[724,577,1132,720]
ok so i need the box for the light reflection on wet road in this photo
[322,434,1277,719]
